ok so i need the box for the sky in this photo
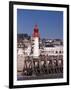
[17,9,63,39]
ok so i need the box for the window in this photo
[59,51,61,53]
[56,51,58,53]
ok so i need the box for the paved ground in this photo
[17,73,63,80]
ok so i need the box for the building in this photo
[43,45,63,56]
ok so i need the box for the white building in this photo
[42,45,63,56]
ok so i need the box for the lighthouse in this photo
[32,25,40,58]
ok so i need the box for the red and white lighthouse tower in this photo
[32,25,40,58]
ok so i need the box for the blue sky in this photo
[17,9,63,39]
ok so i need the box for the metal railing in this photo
[22,55,63,76]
